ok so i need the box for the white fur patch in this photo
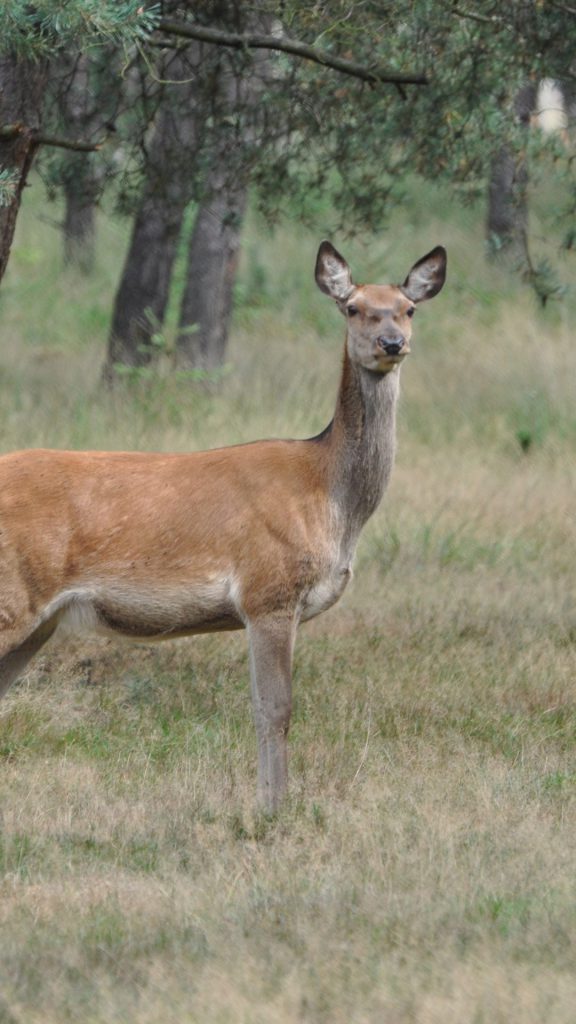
[58,595,100,635]
[301,565,351,622]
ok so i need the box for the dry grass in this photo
[0,180,575,1021]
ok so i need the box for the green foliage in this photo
[3,0,574,306]
[522,255,566,307]
[0,168,19,207]
[0,1,160,57]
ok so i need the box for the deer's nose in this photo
[378,335,404,356]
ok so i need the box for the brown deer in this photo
[0,241,446,811]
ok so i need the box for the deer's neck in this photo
[325,347,400,544]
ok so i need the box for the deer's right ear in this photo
[315,241,354,302]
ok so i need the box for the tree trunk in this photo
[175,10,270,372]
[176,180,247,370]
[103,7,270,382]
[103,190,185,379]
[559,80,576,142]
[102,55,200,383]
[63,174,97,273]
[486,83,537,260]
[487,147,528,257]
[58,55,101,274]
[0,53,48,286]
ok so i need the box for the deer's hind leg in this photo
[0,617,59,698]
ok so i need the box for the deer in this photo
[0,240,446,811]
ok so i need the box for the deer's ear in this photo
[315,241,354,301]
[402,246,447,303]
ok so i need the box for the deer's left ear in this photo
[402,246,447,303]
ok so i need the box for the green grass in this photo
[0,176,575,1022]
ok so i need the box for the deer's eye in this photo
[347,305,359,317]
[406,307,415,318]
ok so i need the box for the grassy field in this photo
[0,178,575,1023]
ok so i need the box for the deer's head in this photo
[315,242,447,374]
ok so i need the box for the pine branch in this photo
[0,124,104,153]
[155,19,428,87]
[452,6,503,25]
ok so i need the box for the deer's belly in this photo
[52,578,244,641]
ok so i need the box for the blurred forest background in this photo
[2,0,576,377]
[0,3,575,1023]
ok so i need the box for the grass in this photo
[0,176,575,1021]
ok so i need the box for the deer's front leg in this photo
[247,613,297,813]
